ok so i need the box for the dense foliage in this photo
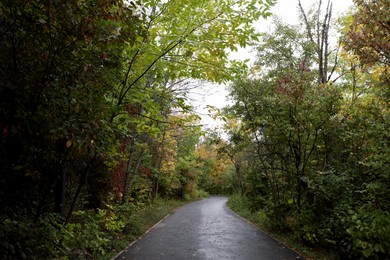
[0,0,272,258]
[224,0,389,259]
[1,0,388,258]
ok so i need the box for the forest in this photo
[0,0,388,259]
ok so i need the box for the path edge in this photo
[111,198,206,260]
[224,202,304,259]
[111,213,170,260]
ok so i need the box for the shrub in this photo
[227,193,251,218]
[347,209,390,259]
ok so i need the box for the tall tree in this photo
[224,1,389,258]
[0,0,142,219]
[110,0,277,203]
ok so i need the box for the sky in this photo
[192,0,353,131]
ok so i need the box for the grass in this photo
[227,194,338,260]
[135,199,188,232]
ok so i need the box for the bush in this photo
[195,189,209,199]
[227,193,251,218]
[347,209,390,259]
[0,198,189,259]
[0,213,87,259]
[0,216,35,259]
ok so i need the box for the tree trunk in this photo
[296,175,302,213]
[122,144,135,204]
[122,148,145,204]
[298,0,333,84]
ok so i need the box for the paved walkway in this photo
[115,196,302,259]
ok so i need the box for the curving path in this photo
[115,196,302,260]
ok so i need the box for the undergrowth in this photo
[227,193,337,260]
[0,198,190,259]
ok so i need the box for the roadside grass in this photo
[132,197,200,235]
[227,194,338,260]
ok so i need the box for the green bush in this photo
[227,193,251,218]
[195,189,209,199]
[0,204,135,259]
[347,209,390,259]
[0,198,189,259]
[0,216,35,259]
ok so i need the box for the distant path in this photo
[115,196,302,259]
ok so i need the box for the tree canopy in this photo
[0,0,388,259]
[0,0,271,258]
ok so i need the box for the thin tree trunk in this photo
[122,144,135,204]
[154,154,164,199]
[296,175,302,213]
[122,148,145,203]
[299,0,333,84]
[153,127,167,199]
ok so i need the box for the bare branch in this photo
[328,42,340,82]
[298,0,315,44]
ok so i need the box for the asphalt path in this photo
[115,196,302,260]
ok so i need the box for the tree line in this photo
[221,0,389,258]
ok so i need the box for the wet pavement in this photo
[115,196,302,259]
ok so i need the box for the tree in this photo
[108,0,277,203]
[0,0,142,219]
[231,16,341,211]
[342,0,390,67]
[0,0,144,257]
[113,0,276,110]
[196,133,234,194]
[335,1,390,256]
[224,1,389,258]
[0,0,279,257]
[298,0,338,84]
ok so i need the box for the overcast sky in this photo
[193,0,353,130]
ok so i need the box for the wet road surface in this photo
[115,196,302,259]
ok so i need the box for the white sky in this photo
[193,0,353,131]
